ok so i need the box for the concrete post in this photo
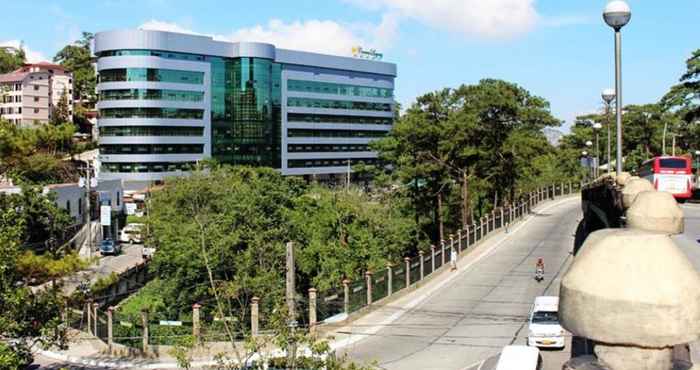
[365,271,373,306]
[92,302,98,337]
[568,182,571,194]
[440,241,446,266]
[457,230,462,253]
[465,226,470,249]
[308,289,317,335]
[431,245,436,272]
[386,263,393,296]
[192,303,201,343]
[342,279,350,314]
[107,306,114,352]
[251,297,259,337]
[481,217,486,237]
[141,309,149,354]
[404,257,411,287]
[86,301,92,335]
[500,208,504,228]
[560,229,700,370]
[492,210,496,230]
[560,182,564,196]
[419,251,425,280]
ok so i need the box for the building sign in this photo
[159,320,183,326]
[352,46,383,61]
[100,205,111,226]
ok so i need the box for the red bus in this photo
[638,156,692,202]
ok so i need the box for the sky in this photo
[1,0,698,132]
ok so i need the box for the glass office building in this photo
[94,29,396,182]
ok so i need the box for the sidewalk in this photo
[37,196,579,369]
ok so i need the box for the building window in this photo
[287,97,392,112]
[116,192,120,206]
[98,89,205,102]
[34,85,39,91]
[287,79,393,98]
[99,126,204,137]
[99,107,204,120]
[34,108,39,114]
[98,68,204,84]
[34,96,39,102]
[14,83,21,91]
[78,198,83,215]
[66,200,71,214]
[17,107,21,114]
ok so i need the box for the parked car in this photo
[99,239,121,255]
[120,223,144,244]
[527,296,565,349]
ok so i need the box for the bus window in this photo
[660,158,688,169]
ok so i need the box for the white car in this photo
[496,345,541,370]
[527,296,565,349]
[120,223,144,244]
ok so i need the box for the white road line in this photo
[331,197,579,351]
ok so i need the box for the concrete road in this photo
[339,198,581,370]
[58,242,146,296]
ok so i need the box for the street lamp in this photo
[585,141,594,179]
[603,0,631,175]
[593,123,602,178]
[601,88,615,174]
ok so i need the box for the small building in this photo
[42,183,86,224]
[0,62,74,126]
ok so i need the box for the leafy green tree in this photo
[52,89,71,125]
[0,46,25,74]
[54,32,96,105]
[662,49,700,125]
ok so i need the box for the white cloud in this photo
[138,17,398,57]
[0,40,47,63]
[345,0,539,39]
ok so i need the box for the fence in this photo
[308,182,581,331]
[68,182,580,351]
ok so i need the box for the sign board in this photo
[125,203,138,215]
[100,205,111,226]
[159,320,183,326]
[351,46,383,60]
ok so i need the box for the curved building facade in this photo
[94,29,396,183]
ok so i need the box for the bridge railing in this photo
[310,182,582,331]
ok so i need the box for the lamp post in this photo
[585,141,594,180]
[582,150,590,182]
[592,123,602,178]
[601,88,615,174]
[603,1,631,175]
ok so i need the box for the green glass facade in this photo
[99,68,204,84]
[287,113,392,125]
[99,126,204,137]
[96,49,205,61]
[99,89,204,102]
[100,108,204,119]
[210,57,281,168]
[287,79,393,98]
[287,97,391,112]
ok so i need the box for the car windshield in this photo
[101,240,113,247]
[532,311,559,324]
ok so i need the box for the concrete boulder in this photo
[559,229,700,348]
[627,191,683,234]
[621,178,655,208]
[615,172,632,186]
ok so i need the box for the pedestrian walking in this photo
[451,247,458,271]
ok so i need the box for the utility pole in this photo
[286,241,297,369]
[672,134,677,157]
[80,161,93,260]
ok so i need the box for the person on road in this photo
[451,247,458,271]
[536,257,544,273]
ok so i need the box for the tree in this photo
[53,32,96,105]
[52,89,71,125]
[662,49,700,125]
[0,46,25,74]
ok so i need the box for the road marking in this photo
[331,197,579,352]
